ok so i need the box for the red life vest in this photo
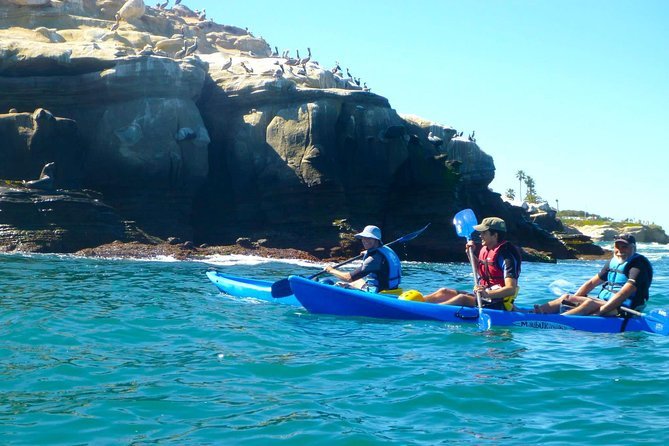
[477,242,509,288]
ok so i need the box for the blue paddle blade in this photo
[478,312,492,331]
[647,309,669,336]
[548,279,576,296]
[453,209,478,240]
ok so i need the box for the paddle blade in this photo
[270,278,293,298]
[478,311,492,331]
[548,279,576,296]
[647,309,669,336]
[453,209,477,240]
[393,223,431,244]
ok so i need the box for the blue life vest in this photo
[363,245,402,292]
[598,253,638,308]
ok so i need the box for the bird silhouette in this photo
[221,57,232,71]
[240,61,254,73]
[110,13,120,31]
[183,37,198,57]
[428,131,443,148]
[299,47,311,65]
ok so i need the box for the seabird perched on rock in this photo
[110,13,120,31]
[272,46,279,57]
[285,56,300,66]
[354,77,361,86]
[174,0,181,4]
[428,131,443,148]
[297,64,307,76]
[198,9,206,20]
[174,40,187,58]
[299,47,311,65]
[183,37,198,57]
[363,82,370,92]
[221,57,232,71]
[240,61,254,74]
[138,44,154,56]
[158,0,168,9]
[346,68,352,79]
[468,130,476,142]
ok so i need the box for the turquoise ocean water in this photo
[1,244,668,445]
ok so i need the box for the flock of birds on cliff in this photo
[105,0,369,91]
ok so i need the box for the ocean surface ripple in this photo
[1,245,668,445]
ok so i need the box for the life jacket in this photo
[598,253,639,308]
[477,241,521,311]
[363,245,402,292]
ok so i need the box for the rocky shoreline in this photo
[74,240,321,262]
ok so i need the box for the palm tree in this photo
[505,188,515,200]
[524,175,537,202]
[515,170,526,201]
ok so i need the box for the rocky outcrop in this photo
[569,224,669,244]
[0,109,86,188]
[0,186,125,252]
[0,2,579,260]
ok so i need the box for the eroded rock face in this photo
[0,109,86,188]
[0,2,581,259]
[0,11,211,240]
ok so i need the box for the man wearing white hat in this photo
[324,225,402,293]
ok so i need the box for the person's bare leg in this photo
[423,288,458,303]
[562,298,601,315]
[440,293,477,307]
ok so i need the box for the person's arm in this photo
[478,277,518,301]
[597,263,648,314]
[597,281,636,314]
[325,265,355,282]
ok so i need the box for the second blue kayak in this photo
[206,271,301,306]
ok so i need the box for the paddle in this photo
[548,279,669,335]
[453,209,491,331]
[270,223,431,298]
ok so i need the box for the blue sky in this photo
[195,0,669,229]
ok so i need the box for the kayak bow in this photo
[206,271,301,306]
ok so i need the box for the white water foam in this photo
[200,254,326,268]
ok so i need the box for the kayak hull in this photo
[288,276,655,334]
[206,271,301,306]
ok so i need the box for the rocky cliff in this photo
[0,0,575,260]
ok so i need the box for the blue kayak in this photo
[206,271,301,306]
[288,275,666,335]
